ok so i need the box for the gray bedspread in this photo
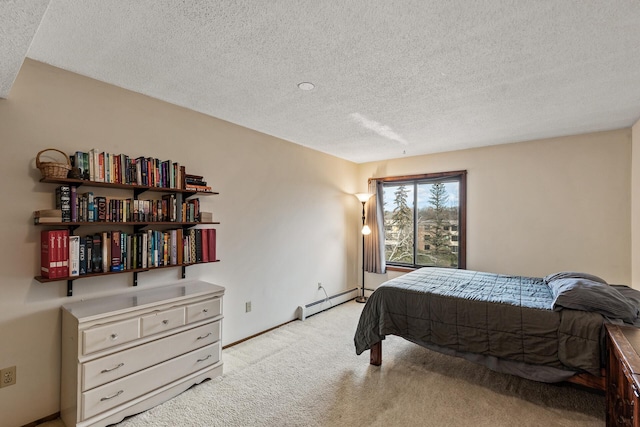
[354,268,605,376]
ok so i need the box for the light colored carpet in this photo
[42,300,605,427]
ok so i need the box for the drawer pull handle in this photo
[197,354,212,363]
[203,308,209,313]
[197,333,212,340]
[110,334,118,340]
[100,390,124,401]
[162,320,169,325]
[101,363,124,373]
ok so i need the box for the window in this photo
[381,170,466,269]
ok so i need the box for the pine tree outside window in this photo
[381,171,466,269]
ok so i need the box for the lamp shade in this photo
[355,193,373,203]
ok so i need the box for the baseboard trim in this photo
[25,412,60,427]
[224,293,356,348]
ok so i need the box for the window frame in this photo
[377,170,467,270]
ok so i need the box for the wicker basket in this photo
[36,148,72,179]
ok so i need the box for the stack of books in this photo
[184,174,212,193]
[34,209,63,224]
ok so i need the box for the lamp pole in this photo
[354,193,373,303]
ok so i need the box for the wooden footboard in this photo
[370,341,382,366]
[368,341,605,391]
[566,369,606,391]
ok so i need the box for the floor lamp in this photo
[355,193,373,303]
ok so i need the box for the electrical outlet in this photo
[245,301,251,313]
[0,366,16,388]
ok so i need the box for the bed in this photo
[354,267,640,390]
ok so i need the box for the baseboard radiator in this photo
[297,287,359,321]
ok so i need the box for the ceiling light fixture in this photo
[297,82,315,91]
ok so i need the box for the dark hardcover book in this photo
[82,192,94,222]
[131,234,138,269]
[111,230,122,271]
[180,166,186,189]
[95,196,107,222]
[92,234,102,273]
[56,185,72,222]
[195,229,202,263]
[70,186,77,222]
[79,236,87,275]
[176,229,183,264]
[85,235,93,273]
[82,152,90,180]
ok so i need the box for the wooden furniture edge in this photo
[566,370,606,391]
[370,341,382,366]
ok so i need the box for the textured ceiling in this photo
[3,1,640,163]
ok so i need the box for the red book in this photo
[202,229,209,262]
[60,230,69,278]
[40,230,57,278]
[207,229,216,262]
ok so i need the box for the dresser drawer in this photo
[140,306,185,337]
[187,298,221,324]
[81,342,221,420]
[82,318,140,355]
[82,321,221,391]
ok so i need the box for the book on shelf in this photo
[40,230,57,278]
[70,186,77,222]
[50,230,69,278]
[85,235,93,273]
[34,216,63,224]
[69,235,80,277]
[111,230,122,272]
[102,231,110,273]
[185,184,213,192]
[176,229,184,264]
[82,191,94,222]
[92,234,102,273]
[55,185,71,222]
[34,208,63,224]
[79,236,87,275]
[95,196,107,221]
[194,229,202,263]
[202,229,209,262]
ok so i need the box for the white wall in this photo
[0,60,360,427]
[633,118,640,288]
[359,130,632,285]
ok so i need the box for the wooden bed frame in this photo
[369,341,605,391]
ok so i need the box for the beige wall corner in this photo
[633,118,640,288]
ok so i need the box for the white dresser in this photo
[60,280,224,427]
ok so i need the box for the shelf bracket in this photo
[181,266,186,279]
[133,272,138,287]
[67,280,73,297]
